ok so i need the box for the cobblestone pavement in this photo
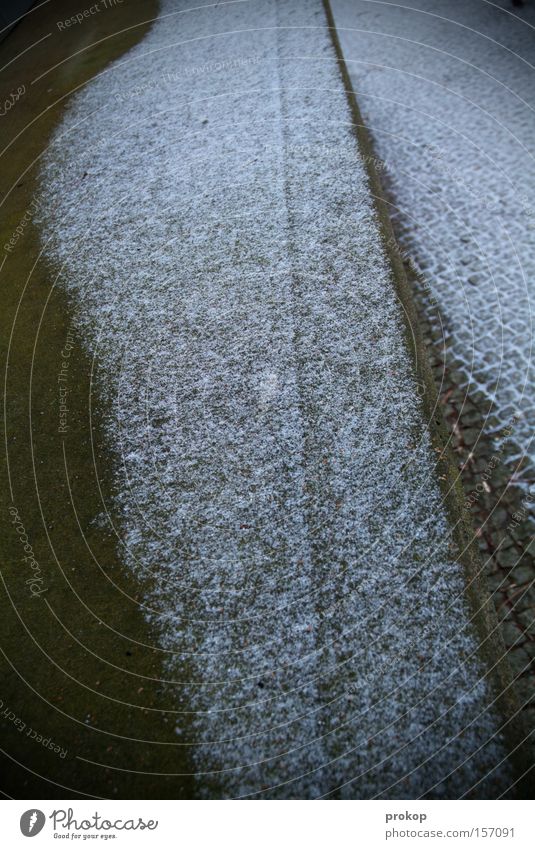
[408,259,535,724]
[332,0,535,723]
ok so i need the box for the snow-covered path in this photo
[330,0,535,472]
[40,0,512,798]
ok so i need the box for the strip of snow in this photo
[330,0,535,472]
[40,0,512,798]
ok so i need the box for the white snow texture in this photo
[39,0,512,798]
